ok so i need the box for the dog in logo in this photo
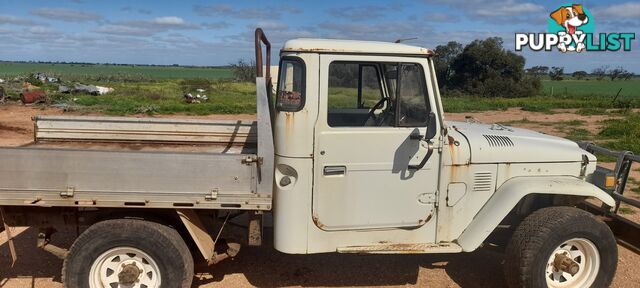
[550,4,589,52]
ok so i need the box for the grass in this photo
[542,79,640,98]
[576,107,609,115]
[0,62,232,81]
[558,120,586,126]
[598,113,640,153]
[441,95,640,113]
[618,206,635,215]
[521,104,553,114]
[47,80,257,115]
[1,63,638,124]
[565,128,592,141]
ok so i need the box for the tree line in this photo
[526,65,635,81]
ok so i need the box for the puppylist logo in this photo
[516,4,635,53]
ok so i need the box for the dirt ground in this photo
[1,103,639,287]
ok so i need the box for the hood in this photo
[446,121,589,164]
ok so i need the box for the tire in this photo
[63,219,194,288]
[504,206,617,288]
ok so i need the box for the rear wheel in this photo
[504,206,617,288]
[63,219,194,288]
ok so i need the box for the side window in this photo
[276,58,305,112]
[326,61,431,128]
[327,62,384,127]
[397,64,430,127]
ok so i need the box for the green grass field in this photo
[542,79,640,98]
[2,62,640,116]
[0,62,232,81]
[47,80,257,115]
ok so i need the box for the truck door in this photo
[313,55,441,231]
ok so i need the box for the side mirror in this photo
[425,111,437,140]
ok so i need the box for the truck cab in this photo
[270,38,614,256]
[272,39,445,253]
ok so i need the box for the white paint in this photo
[456,176,615,251]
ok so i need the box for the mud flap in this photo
[0,207,17,266]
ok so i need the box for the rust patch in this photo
[447,135,455,145]
[337,242,461,254]
[312,214,325,229]
[425,214,432,223]
[284,112,294,133]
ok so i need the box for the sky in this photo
[1,0,639,72]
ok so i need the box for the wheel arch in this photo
[455,176,615,252]
[84,208,206,259]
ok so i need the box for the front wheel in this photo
[63,219,194,288]
[504,206,617,288]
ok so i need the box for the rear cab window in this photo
[276,57,305,112]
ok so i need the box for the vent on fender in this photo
[483,134,514,147]
[473,171,494,192]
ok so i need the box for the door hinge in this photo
[418,193,436,204]
[60,186,75,198]
[205,188,219,201]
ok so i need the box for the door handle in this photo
[324,166,346,176]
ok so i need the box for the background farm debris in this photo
[74,84,114,95]
[58,85,71,93]
[184,92,208,104]
[33,72,58,83]
[0,78,5,83]
[20,90,46,104]
[22,82,40,91]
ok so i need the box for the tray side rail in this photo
[0,147,271,211]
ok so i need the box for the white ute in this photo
[1,28,638,288]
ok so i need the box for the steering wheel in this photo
[366,97,389,124]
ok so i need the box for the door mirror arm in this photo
[408,112,437,171]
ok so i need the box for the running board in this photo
[337,242,462,254]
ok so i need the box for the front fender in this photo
[456,176,615,252]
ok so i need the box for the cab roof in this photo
[281,38,435,57]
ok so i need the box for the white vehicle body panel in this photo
[456,176,615,251]
[312,54,441,231]
[450,121,587,163]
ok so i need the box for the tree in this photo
[525,66,549,77]
[433,41,463,88]
[229,58,256,82]
[448,37,541,97]
[549,67,564,81]
[608,67,628,81]
[592,66,608,80]
[572,71,588,80]
[620,71,635,81]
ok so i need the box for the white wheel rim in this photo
[545,238,600,288]
[89,247,161,288]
